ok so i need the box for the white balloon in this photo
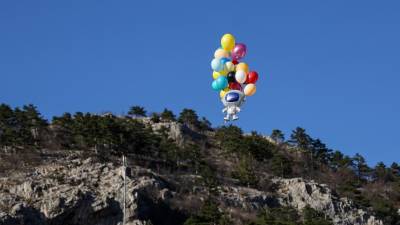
[225,61,235,72]
[211,58,223,72]
[235,70,247,84]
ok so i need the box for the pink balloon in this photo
[231,43,247,61]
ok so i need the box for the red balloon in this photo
[232,60,239,65]
[229,82,242,91]
[246,71,259,84]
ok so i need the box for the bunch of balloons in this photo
[211,34,259,97]
[210,33,259,120]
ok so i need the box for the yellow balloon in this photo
[221,33,235,51]
[220,88,230,98]
[214,48,229,59]
[212,71,221,79]
[236,62,249,73]
[244,84,256,96]
[225,61,235,72]
[219,68,228,75]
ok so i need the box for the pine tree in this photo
[215,125,245,154]
[289,127,314,175]
[270,129,285,143]
[390,162,400,178]
[373,162,389,183]
[183,143,203,174]
[21,104,48,147]
[150,112,160,123]
[311,139,331,165]
[289,127,312,150]
[52,112,76,148]
[199,164,219,193]
[329,151,354,170]
[178,108,199,128]
[13,107,35,148]
[198,116,212,132]
[352,153,371,183]
[160,108,176,122]
[233,155,257,187]
[128,105,146,117]
[22,104,47,128]
[271,153,292,178]
[0,104,15,150]
[244,131,274,161]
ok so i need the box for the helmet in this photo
[222,90,245,107]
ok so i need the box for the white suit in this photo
[222,90,245,121]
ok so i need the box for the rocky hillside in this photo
[0,154,383,225]
[0,104,399,225]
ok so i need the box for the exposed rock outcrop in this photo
[0,157,185,225]
[275,178,383,225]
[0,157,384,225]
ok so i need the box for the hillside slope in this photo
[0,104,399,224]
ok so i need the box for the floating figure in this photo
[222,90,245,121]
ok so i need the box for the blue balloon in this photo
[216,76,228,90]
[211,58,224,72]
[220,57,230,65]
[211,80,220,91]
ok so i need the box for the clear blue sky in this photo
[1,1,399,166]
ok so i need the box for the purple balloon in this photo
[231,43,247,61]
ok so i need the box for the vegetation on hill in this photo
[0,103,399,224]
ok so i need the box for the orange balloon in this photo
[236,62,249,73]
[244,84,256,96]
[214,48,230,59]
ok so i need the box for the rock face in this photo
[275,178,383,225]
[0,157,185,225]
[150,121,185,146]
[0,157,384,225]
